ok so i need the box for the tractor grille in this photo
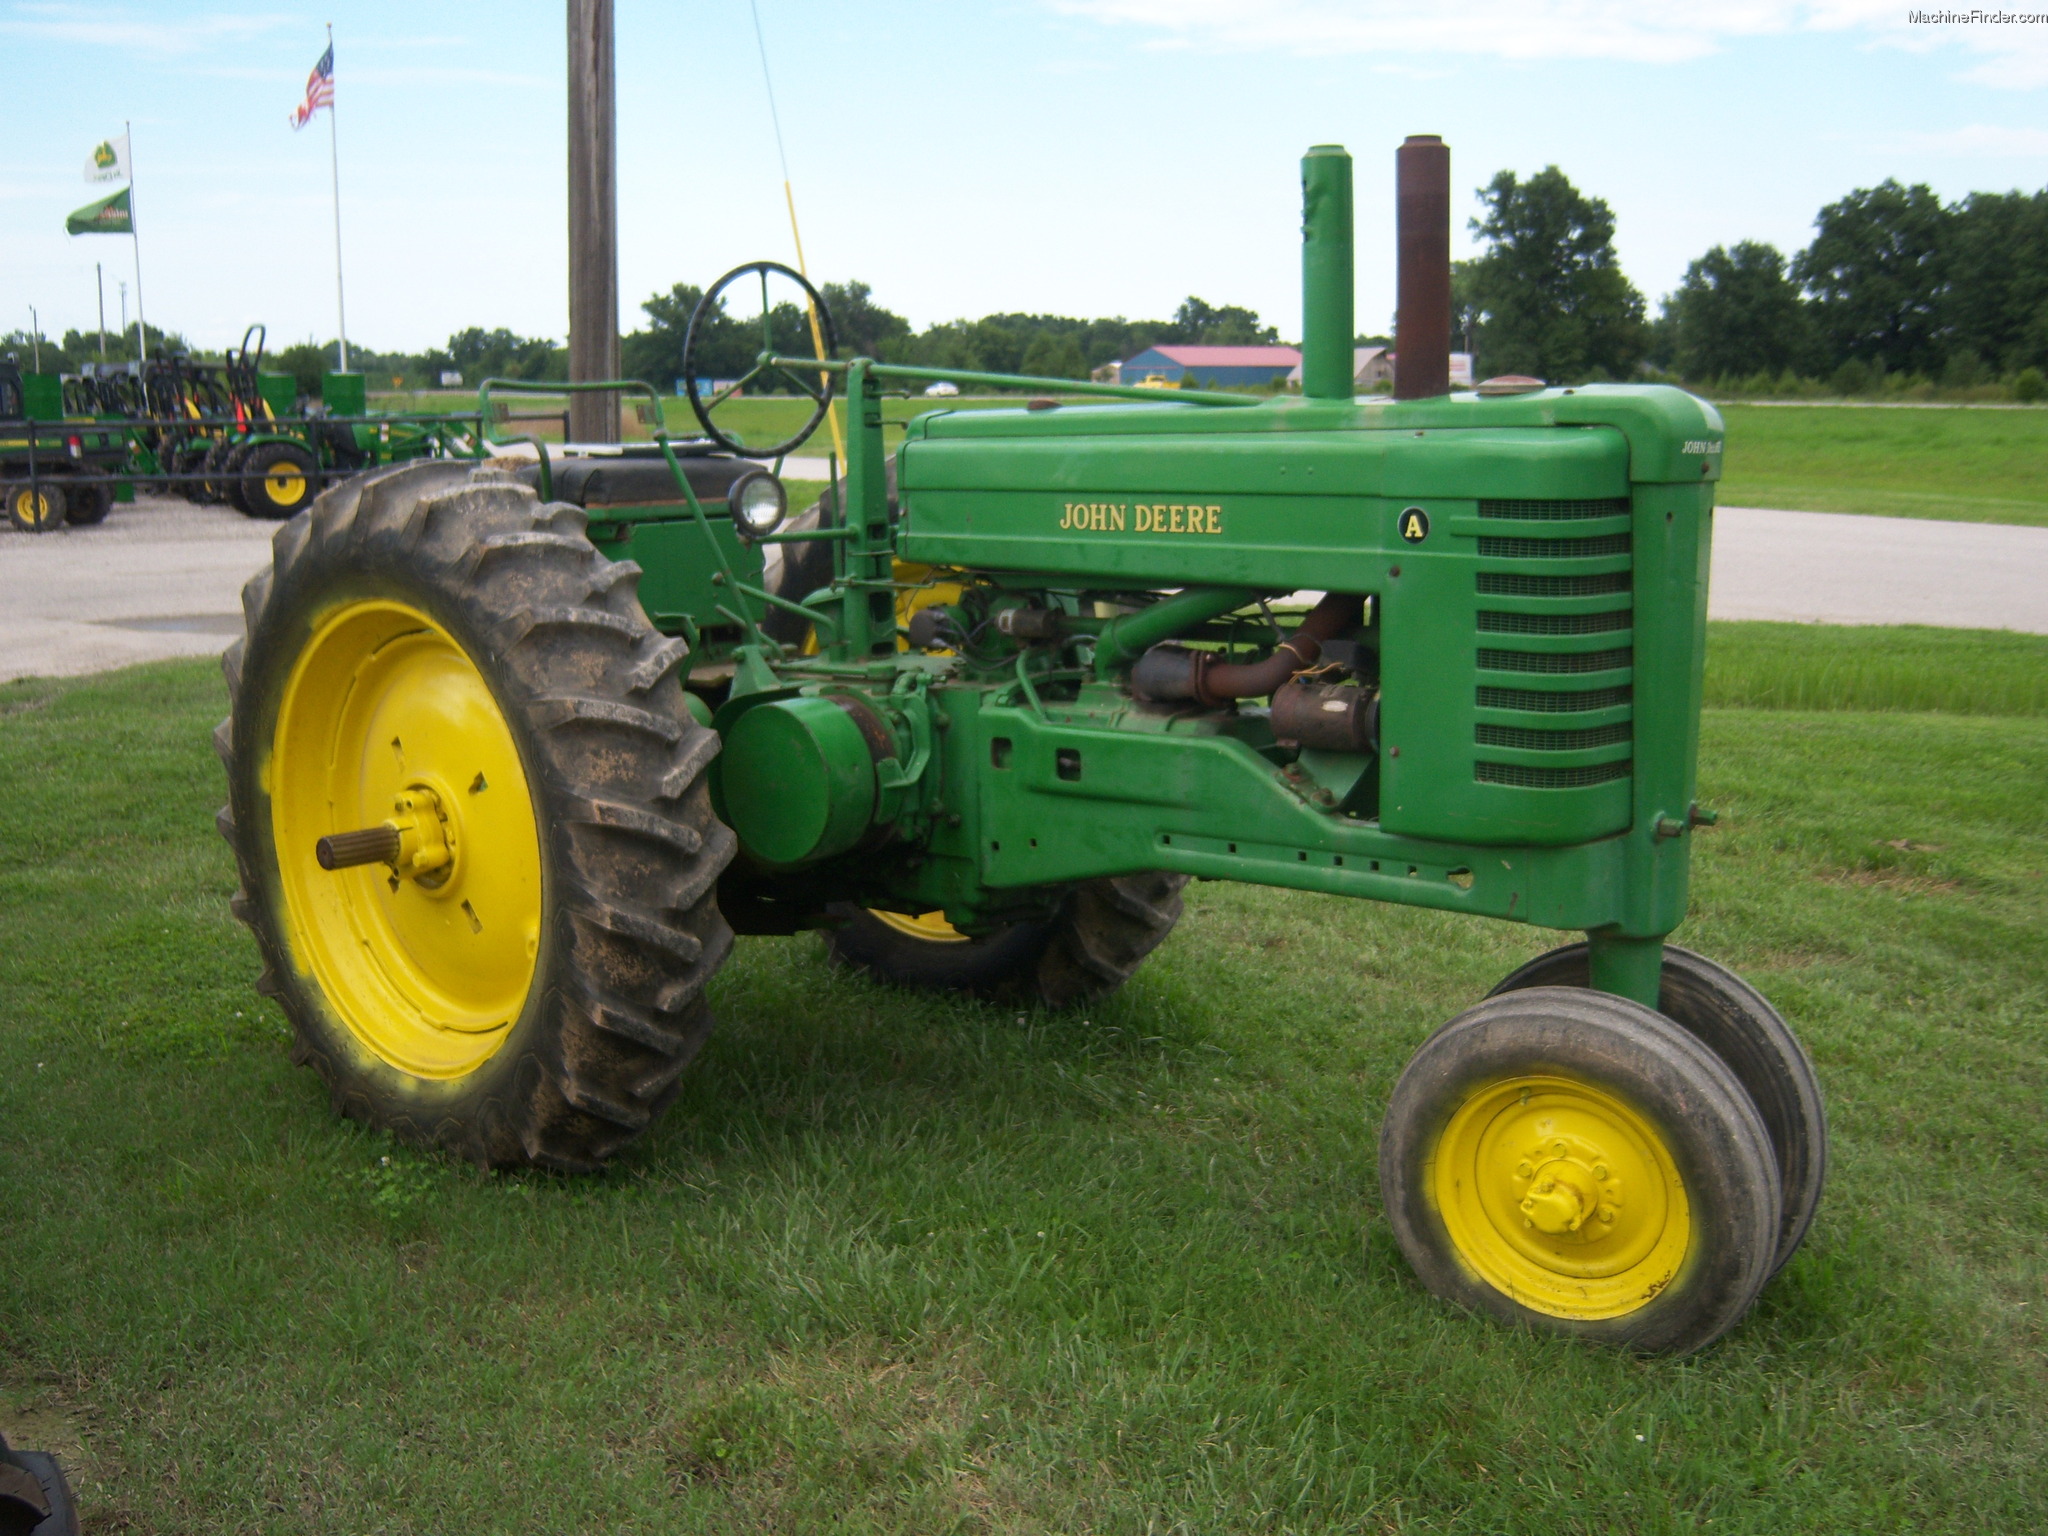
[1471,499,1634,792]
[1475,760,1633,789]
[1479,498,1632,521]
[1478,684,1633,713]
[1476,571,1631,598]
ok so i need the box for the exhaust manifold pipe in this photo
[1131,592,1364,706]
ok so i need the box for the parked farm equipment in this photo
[216,138,1825,1355]
[6,339,488,530]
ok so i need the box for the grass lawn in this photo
[1715,404,2048,528]
[2,631,2044,1531]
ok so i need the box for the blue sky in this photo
[5,1,2046,355]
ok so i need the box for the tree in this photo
[1666,241,1810,381]
[1461,166,1648,382]
[1792,180,1950,376]
[1942,189,2048,375]
[1168,296,1278,345]
[420,327,565,385]
[819,281,911,360]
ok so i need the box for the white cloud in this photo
[0,3,294,55]
[1045,0,2048,85]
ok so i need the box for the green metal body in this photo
[572,148,1726,1007]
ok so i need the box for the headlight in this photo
[728,470,787,540]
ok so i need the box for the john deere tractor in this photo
[217,138,1825,1354]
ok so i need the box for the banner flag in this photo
[84,134,131,183]
[66,187,133,235]
[290,43,335,130]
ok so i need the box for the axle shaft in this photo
[316,824,402,870]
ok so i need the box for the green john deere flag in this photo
[66,186,132,235]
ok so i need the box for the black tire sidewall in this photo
[243,442,321,520]
[1380,987,1781,1354]
[825,902,1056,994]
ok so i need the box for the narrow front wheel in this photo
[1379,986,1780,1354]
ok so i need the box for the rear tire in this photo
[827,870,1188,1009]
[64,478,113,525]
[5,480,66,531]
[1380,986,1781,1354]
[240,441,322,520]
[216,461,738,1168]
[1490,942,1825,1277]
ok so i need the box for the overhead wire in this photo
[749,0,845,463]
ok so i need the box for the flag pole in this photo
[126,120,148,363]
[325,22,350,373]
[97,264,106,358]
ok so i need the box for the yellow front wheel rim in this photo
[868,909,970,944]
[13,488,56,528]
[1432,1075,1690,1320]
[265,464,308,506]
[269,599,543,1079]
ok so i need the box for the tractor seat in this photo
[521,453,759,509]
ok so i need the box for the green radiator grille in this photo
[1478,498,1632,520]
[1476,760,1633,788]
[1476,570,1632,598]
[1478,683,1632,713]
[1471,502,1634,792]
[1476,609,1633,635]
[1478,533,1633,560]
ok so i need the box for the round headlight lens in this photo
[729,471,787,539]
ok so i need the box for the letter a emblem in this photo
[1399,507,1431,544]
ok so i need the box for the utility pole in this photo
[566,0,618,443]
[27,306,39,372]
[97,264,107,358]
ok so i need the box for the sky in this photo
[4,1,2046,357]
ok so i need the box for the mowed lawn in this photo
[3,638,2042,1533]
[1715,403,2048,527]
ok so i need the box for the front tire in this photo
[216,461,738,1168]
[826,870,1188,1009]
[1379,987,1780,1354]
[1490,943,1825,1277]
[240,441,322,520]
[5,480,66,532]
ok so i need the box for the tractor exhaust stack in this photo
[1394,134,1452,400]
[1299,145,1355,401]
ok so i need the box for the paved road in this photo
[4,494,2045,684]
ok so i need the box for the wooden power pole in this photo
[566,0,618,442]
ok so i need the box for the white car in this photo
[922,380,960,397]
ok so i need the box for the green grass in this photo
[3,651,2045,1531]
[1715,403,2048,527]
[1706,622,2048,715]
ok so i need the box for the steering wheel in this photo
[682,260,837,458]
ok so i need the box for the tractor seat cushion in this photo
[520,454,758,509]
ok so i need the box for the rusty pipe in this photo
[1394,134,1452,401]
[1132,593,1363,704]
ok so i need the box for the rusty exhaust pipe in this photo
[1132,593,1363,705]
[1394,134,1451,401]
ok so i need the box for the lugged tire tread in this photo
[216,460,735,1171]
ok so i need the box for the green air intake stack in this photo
[1299,145,1354,401]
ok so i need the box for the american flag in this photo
[289,43,334,131]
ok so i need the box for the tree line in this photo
[1457,166,2048,399]
[10,166,2044,403]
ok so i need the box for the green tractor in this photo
[1,361,127,530]
[216,139,1824,1355]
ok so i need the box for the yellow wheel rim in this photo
[264,463,308,507]
[269,599,543,1079]
[12,487,56,529]
[868,909,969,943]
[1431,1075,1691,1320]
